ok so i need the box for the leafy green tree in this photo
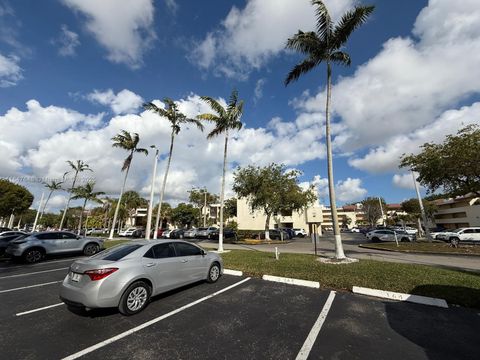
[171,203,199,228]
[361,197,386,227]
[40,180,63,220]
[224,198,237,219]
[0,179,34,218]
[400,125,480,197]
[153,202,172,229]
[60,160,92,230]
[189,188,218,226]
[401,198,437,222]
[285,0,374,259]
[233,163,316,240]
[71,182,105,235]
[109,130,148,239]
[144,98,204,238]
[39,213,60,228]
[198,90,244,251]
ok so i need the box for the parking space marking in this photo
[296,291,336,360]
[0,257,83,270]
[0,267,68,279]
[62,277,251,360]
[16,302,64,316]
[0,280,61,294]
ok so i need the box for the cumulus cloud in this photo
[293,0,480,164]
[87,89,144,114]
[301,175,366,204]
[53,25,80,56]
[62,0,156,68]
[254,78,266,103]
[190,0,355,78]
[0,53,22,87]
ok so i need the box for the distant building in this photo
[432,195,480,229]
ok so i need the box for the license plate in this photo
[70,272,82,282]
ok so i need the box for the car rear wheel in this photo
[83,243,100,256]
[400,237,410,242]
[207,263,221,283]
[119,281,151,315]
[371,237,380,243]
[23,248,44,263]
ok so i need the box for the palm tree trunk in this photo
[109,165,131,240]
[153,132,175,239]
[264,212,271,240]
[325,62,346,260]
[39,190,54,220]
[78,198,87,235]
[60,170,79,230]
[218,131,229,252]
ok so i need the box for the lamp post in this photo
[378,197,385,226]
[145,146,159,240]
[411,171,432,242]
[203,187,207,227]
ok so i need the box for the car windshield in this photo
[92,244,142,261]
[198,228,207,231]
[452,229,462,233]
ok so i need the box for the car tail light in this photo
[84,268,118,281]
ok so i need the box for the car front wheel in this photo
[119,281,151,315]
[207,263,221,283]
[23,248,44,263]
[450,237,460,247]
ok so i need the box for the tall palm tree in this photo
[39,180,63,220]
[197,90,244,252]
[143,98,204,239]
[59,160,92,230]
[285,0,374,260]
[71,182,105,235]
[109,130,148,239]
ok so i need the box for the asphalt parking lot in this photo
[1,257,479,360]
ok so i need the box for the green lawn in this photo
[221,250,480,308]
[360,241,480,255]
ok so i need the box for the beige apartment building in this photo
[433,195,480,229]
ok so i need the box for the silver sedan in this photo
[60,240,223,315]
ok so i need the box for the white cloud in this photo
[254,78,266,103]
[0,53,22,87]
[87,89,144,114]
[392,173,416,190]
[164,0,178,15]
[301,175,366,205]
[191,0,355,78]
[54,25,80,56]
[293,0,480,159]
[62,0,156,68]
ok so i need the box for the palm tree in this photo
[285,0,374,260]
[197,90,244,252]
[109,130,148,239]
[59,160,92,230]
[39,180,63,220]
[143,98,204,239]
[71,182,105,235]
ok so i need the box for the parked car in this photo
[85,228,105,235]
[5,231,104,263]
[131,228,146,238]
[0,227,11,233]
[0,231,27,255]
[196,226,218,239]
[118,227,138,237]
[162,229,172,238]
[169,229,185,239]
[183,228,198,239]
[259,229,283,240]
[292,228,307,237]
[209,228,237,241]
[60,240,223,315]
[366,229,414,243]
[350,227,361,233]
[280,228,295,239]
[436,227,480,246]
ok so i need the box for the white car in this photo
[350,227,361,233]
[366,229,414,243]
[293,228,307,237]
[118,227,138,237]
[436,227,480,246]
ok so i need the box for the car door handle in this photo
[181,259,188,263]
[145,263,156,267]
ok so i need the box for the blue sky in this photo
[1,0,479,212]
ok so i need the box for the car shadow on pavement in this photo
[65,281,207,318]
[385,285,480,359]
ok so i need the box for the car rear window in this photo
[96,244,142,261]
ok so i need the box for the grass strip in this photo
[360,242,480,256]
[221,250,480,309]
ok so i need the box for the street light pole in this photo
[145,147,159,240]
[203,188,207,227]
[411,170,432,242]
[378,197,385,226]
[32,192,45,232]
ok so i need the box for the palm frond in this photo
[197,113,220,122]
[185,118,205,131]
[135,147,149,156]
[122,153,133,172]
[285,57,319,85]
[200,96,226,118]
[312,0,332,41]
[332,5,375,50]
[207,126,227,140]
[143,102,168,117]
[286,31,322,55]
[330,51,351,66]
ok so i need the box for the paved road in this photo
[0,258,479,359]
[200,233,480,272]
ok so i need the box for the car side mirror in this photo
[201,249,207,256]
[76,236,81,240]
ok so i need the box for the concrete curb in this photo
[352,286,449,308]
[224,269,243,276]
[262,274,320,289]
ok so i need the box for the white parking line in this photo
[62,277,251,360]
[0,267,68,279]
[0,280,61,294]
[16,303,64,316]
[295,291,336,360]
